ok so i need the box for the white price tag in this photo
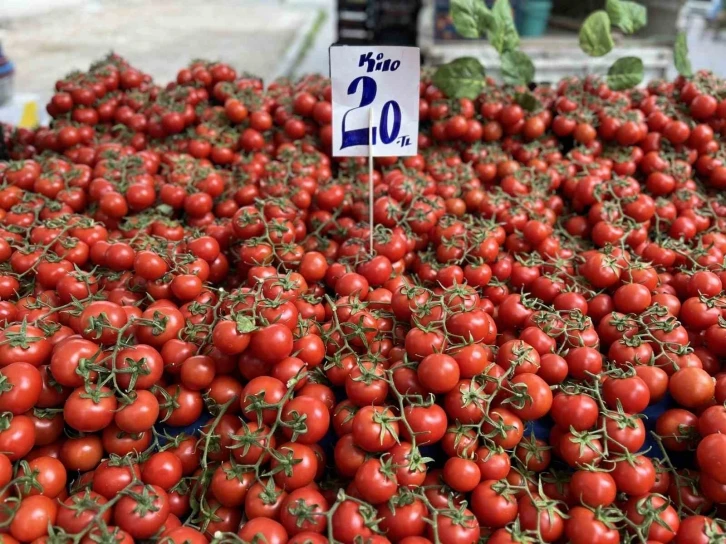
[330,46,420,157]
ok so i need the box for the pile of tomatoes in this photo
[1,53,726,544]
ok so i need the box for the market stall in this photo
[0,1,723,543]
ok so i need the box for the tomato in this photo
[242,376,287,425]
[565,346,602,379]
[136,306,185,347]
[570,470,616,507]
[625,494,680,542]
[675,515,724,544]
[158,385,203,427]
[602,374,650,413]
[474,446,510,480]
[212,319,251,354]
[114,485,170,539]
[279,487,329,536]
[333,433,365,478]
[470,480,518,528]
[281,395,330,444]
[550,392,598,431]
[0,324,52,367]
[389,442,427,487]
[518,494,564,541]
[497,339,540,374]
[238,518,288,544]
[57,491,111,533]
[102,424,152,456]
[0,453,11,488]
[231,420,274,465]
[635,365,669,403]
[115,390,160,433]
[79,301,128,345]
[134,250,169,280]
[538,353,568,385]
[245,478,287,519]
[0,414,35,460]
[451,343,490,378]
[141,451,183,490]
[16,455,66,498]
[405,328,447,360]
[346,361,388,406]
[669,367,714,408]
[428,508,480,544]
[250,324,294,365]
[352,406,399,453]
[655,408,698,452]
[64,385,117,432]
[10,495,58,542]
[49,337,101,388]
[93,459,142,499]
[354,458,398,504]
[0,362,42,414]
[378,496,427,541]
[697,433,726,484]
[114,344,164,390]
[209,462,254,508]
[402,403,447,445]
[271,442,318,490]
[482,408,523,449]
[609,454,656,496]
[59,434,103,471]
[507,373,552,420]
[332,500,375,543]
[565,506,620,544]
[165,527,209,544]
[691,94,718,120]
[560,431,603,467]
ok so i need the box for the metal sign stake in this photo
[368,106,374,255]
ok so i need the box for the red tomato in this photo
[113,485,171,539]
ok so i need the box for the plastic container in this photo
[638,0,683,41]
[518,0,552,38]
[0,42,14,107]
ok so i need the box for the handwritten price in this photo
[331,46,418,157]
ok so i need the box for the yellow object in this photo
[18,101,38,129]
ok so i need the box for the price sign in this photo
[330,46,420,157]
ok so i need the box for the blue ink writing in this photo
[358,52,401,73]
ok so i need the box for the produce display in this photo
[2,33,726,543]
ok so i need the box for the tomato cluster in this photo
[1,54,726,544]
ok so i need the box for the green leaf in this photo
[605,0,625,27]
[674,31,693,77]
[235,315,257,334]
[501,50,535,85]
[606,0,647,34]
[432,57,486,99]
[607,56,644,90]
[450,0,493,38]
[515,92,540,112]
[156,204,174,216]
[579,11,614,57]
[487,0,520,54]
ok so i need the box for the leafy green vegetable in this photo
[606,0,647,34]
[432,57,486,99]
[487,0,520,54]
[450,0,493,38]
[674,32,693,77]
[515,92,540,112]
[501,50,535,86]
[607,56,644,90]
[579,11,614,57]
